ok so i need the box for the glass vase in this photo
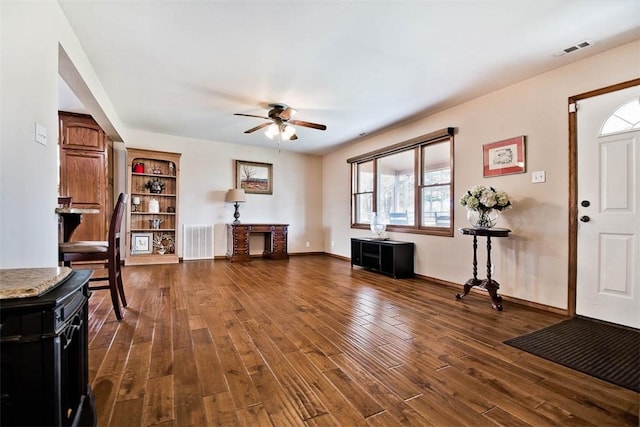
[370,212,386,239]
[467,208,499,229]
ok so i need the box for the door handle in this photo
[580,215,590,223]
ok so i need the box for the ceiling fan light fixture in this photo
[265,123,279,139]
[236,103,326,143]
[282,125,295,140]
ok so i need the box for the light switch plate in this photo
[35,123,47,145]
[532,170,546,183]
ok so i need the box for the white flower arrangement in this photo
[460,185,511,212]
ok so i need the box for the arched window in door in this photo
[600,96,640,135]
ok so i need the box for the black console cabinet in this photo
[0,269,96,427]
[351,238,414,278]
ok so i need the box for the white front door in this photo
[576,86,640,328]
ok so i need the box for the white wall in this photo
[322,40,640,310]
[123,130,324,257]
[0,1,126,268]
[1,1,61,268]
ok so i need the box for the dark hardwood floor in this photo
[86,255,639,426]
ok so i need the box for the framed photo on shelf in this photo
[131,232,153,254]
[483,136,526,177]
[236,160,273,194]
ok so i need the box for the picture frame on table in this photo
[236,160,273,194]
[483,136,526,177]
[131,232,153,254]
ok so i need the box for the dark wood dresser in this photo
[227,223,289,262]
[0,269,96,426]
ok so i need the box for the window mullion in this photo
[414,147,420,229]
[372,160,378,214]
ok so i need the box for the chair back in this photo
[109,193,128,249]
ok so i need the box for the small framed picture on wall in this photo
[483,136,526,177]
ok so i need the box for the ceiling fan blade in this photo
[288,119,327,131]
[244,122,272,134]
[279,107,298,120]
[234,113,270,120]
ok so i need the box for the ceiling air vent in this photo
[553,40,592,57]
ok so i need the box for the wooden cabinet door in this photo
[59,112,109,242]
[59,149,107,241]
[59,112,106,151]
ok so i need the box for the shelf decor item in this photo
[460,185,511,229]
[153,233,175,255]
[146,178,165,194]
[148,198,159,213]
[131,232,153,254]
[149,218,163,229]
[131,196,141,212]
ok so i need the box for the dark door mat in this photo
[504,317,639,392]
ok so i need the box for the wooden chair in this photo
[59,193,129,320]
[58,196,72,207]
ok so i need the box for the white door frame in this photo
[567,77,640,317]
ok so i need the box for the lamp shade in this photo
[225,188,246,203]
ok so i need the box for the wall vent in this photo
[183,225,214,260]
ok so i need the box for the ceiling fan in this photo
[234,103,327,141]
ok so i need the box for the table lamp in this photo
[225,189,246,224]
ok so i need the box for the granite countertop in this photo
[55,207,100,214]
[0,267,73,299]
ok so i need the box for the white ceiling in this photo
[57,0,640,155]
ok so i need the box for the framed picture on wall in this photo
[131,232,153,254]
[236,160,273,194]
[483,136,526,177]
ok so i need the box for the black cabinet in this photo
[0,269,96,426]
[351,238,414,278]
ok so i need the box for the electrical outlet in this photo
[532,170,546,183]
[305,241,310,248]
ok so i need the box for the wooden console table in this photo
[227,223,289,262]
[456,227,511,311]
